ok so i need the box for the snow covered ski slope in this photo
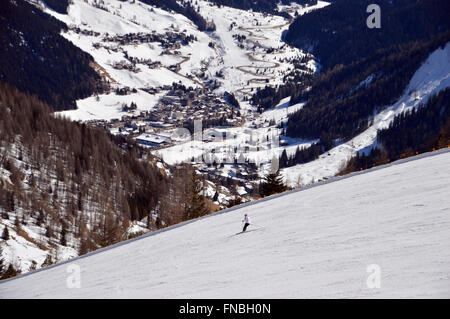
[1,150,450,298]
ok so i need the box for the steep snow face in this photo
[1,150,450,298]
[39,0,215,121]
[282,41,450,187]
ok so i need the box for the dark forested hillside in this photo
[249,0,450,171]
[0,0,103,111]
[44,0,71,14]
[0,81,215,265]
[286,33,450,142]
[341,88,450,174]
[0,81,166,247]
[285,0,450,71]
[140,0,216,31]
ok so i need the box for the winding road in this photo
[233,22,290,96]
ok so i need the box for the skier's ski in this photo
[234,229,258,236]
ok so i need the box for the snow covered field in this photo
[1,149,449,298]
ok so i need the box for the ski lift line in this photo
[3,147,449,284]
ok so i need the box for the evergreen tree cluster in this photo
[252,0,449,170]
[251,84,302,112]
[285,0,450,71]
[224,91,240,109]
[252,1,449,113]
[0,79,165,229]
[279,143,323,169]
[185,170,208,220]
[0,0,103,111]
[0,82,215,263]
[140,0,216,31]
[250,72,313,112]
[44,0,71,14]
[260,169,288,197]
[286,33,450,142]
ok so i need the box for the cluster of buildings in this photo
[88,83,244,150]
[100,31,196,49]
[69,26,101,37]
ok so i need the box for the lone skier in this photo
[242,213,250,232]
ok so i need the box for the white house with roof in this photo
[136,133,169,148]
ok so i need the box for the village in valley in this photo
[86,82,245,150]
[51,0,320,196]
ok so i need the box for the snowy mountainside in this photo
[0,136,158,277]
[40,0,213,120]
[186,0,318,98]
[1,149,449,298]
[32,0,325,190]
[281,41,450,187]
[34,0,313,121]
[2,0,448,290]
[154,41,450,185]
[0,81,188,279]
[27,0,447,188]
[1,0,319,278]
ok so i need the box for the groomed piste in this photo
[1,149,449,298]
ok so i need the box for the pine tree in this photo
[0,246,4,275]
[36,210,45,226]
[98,212,120,248]
[14,215,20,229]
[1,211,9,220]
[260,169,287,197]
[78,237,90,256]
[280,149,288,168]
[185,170,207,220]
[227,183,243,208]
[60,227,67,246]
[45,225,53,239]
[1,226,9,241]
